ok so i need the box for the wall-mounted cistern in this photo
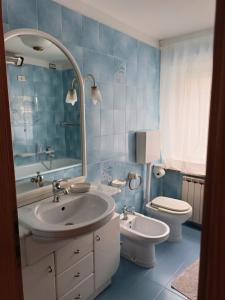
[52,179,70,202]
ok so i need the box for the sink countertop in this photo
[90,183,121,196]
[18,183,121,239]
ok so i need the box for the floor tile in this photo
[96,225,201,300]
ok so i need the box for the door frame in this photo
[0,1,24,299]
[198,0,225,299]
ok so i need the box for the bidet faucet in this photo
[30,171,44,187]
[122,205,135,220]
[52,179,70,203]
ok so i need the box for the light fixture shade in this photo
[19,35,52,51]
[91,86,102,105]
[66,89,78,106]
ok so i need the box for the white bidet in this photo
[120,212,170,268]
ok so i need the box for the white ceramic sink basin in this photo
[18,191,115,240]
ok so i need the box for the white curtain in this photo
[160,31,213,176]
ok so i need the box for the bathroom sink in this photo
[18,191,115,240]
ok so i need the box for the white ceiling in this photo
[55,0,216,47]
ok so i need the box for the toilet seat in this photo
[150,196,191,214]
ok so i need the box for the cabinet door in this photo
[22,254,56,300]
[94,214,120,290]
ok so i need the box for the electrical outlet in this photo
[17,75,26,81]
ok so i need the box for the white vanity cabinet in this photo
[21,214,120,300]
[94,215,120,292]
[22,254,56,300]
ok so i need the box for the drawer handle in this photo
[48,266,53,273]
[96,235,101,241]
[74,272,80,278]
[74,294,81,299]
[74,249,80,254]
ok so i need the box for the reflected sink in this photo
[18,191,115,240]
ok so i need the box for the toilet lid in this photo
[151,197,191,212]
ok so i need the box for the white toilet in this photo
[146,196,192,242]
[120,212,170,268]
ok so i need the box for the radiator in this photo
[182,176,205,224]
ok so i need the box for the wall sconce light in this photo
[65,78,78,106]
[84,73,102,105]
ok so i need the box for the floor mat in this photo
[171,260,199,300]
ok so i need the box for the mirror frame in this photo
[4,28,87,206]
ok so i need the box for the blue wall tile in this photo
[87,162,102,182]
[126,109,137,132]
[100,135,114,161]
[81,16,100,50]
[161,170,183,199]
[114,110,126,134]
[99,24,115,56]
[37,0,62,39]
[61,6,82,44]
[113,84,126,110]
[113,30,138,63]
[87,135,101,164]
[8,0,38,29]
[86,109,101,137]
[100,83,114,110]
[114,134,126,155]
[101,109,114,135]
[83,49,115,83]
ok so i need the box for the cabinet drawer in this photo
[59,273,94,300]
[55,233,93,274]
[57,252,93,298]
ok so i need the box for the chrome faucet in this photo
[30,171,44,187]
[122,205,135,220]
[52,179,70,202]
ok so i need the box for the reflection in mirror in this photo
[5,32,84,195]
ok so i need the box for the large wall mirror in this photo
[4,29,86,200]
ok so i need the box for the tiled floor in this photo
[96,225,201,300]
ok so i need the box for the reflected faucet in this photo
[30,171,44,187]
[52,179,70,202]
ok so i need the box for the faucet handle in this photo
[129,206,135,214]
[123,205,128,212]
[52,178,68,190]
[124,205,135,214]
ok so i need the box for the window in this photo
[160,31,213,175]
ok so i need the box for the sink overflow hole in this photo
[65,222,74,226]
[61,207,65,211]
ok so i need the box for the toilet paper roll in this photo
[153,166,166,179]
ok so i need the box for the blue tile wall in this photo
[150,169,183,201]
[3,0,161,213]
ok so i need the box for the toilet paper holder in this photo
[153,165,166,179]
